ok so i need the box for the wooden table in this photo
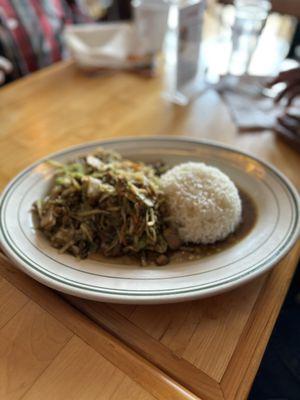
[0,61,299,400]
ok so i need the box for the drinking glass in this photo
[228,0,271,76]
[132,0,170,56]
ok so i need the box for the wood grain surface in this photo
[67,278,265,383]
[0,61,299,399]
[0,300,72,400]
[0,253,199,400]
[22,336,157,400]
[0,278,28,329]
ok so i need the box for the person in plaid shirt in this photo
[0,0,131,84]
[0,0,89,83]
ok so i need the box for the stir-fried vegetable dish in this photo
[33,148,181,266]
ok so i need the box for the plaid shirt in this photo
[0,0,87,79]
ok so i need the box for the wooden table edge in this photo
[220,241,300,399]
[0,252,199,400]
[1,241,299,399]
[64,295,224,400]
[61,243,300,400]
[1,60,73,96]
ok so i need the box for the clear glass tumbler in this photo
[132,0,170,56]
[228,0,271,76]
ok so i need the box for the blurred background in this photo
[0,0,299,84]
[0,1,299,399]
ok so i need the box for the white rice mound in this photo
[161,162,242,244]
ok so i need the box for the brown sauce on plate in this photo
[170,189,257,263]
[90,189,257,266]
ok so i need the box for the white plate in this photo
[0,137,299,304]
